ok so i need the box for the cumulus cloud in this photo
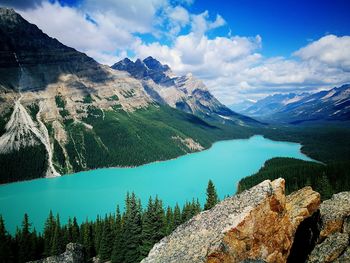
[190,11,226,36]
[19,1,139,65]
[164,5,190,36]
[5,0,350,104]
[294,35,350,71]
[134,33,350,104]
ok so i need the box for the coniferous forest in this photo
[237,158,350,200]
[0,181,219,263]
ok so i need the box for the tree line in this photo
[0,180,219,263]
[238,157,350,200]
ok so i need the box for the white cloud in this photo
[190,11,226,36]
[135,33,350,104]
[84,0,168,33]
[294,35,350,71]
[12,1,350,104]
[19,1,137,65]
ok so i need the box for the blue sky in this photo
[189,0,350,57]
[1,0,350,103]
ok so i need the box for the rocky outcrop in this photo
[141,178,320,263]
[319,192,350,240]
[306,191,350,263]
[28,243,85,263]
[307,233,349,263]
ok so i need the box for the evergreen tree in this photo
[43,210,55,256]
[51,214,63,255]
[123,192,142,263]
[318,173,333,200]
[99,216,114,261]
[140,196,166,258]
[94,215,103,254]
[67,217,73,242]
[18,213,33,262]
[0,215,12,262]
[140,197,154,257]
[204,180,219,210]
[82,220,95,261]
[165,206,174,235]
[71,217,80,242]
[173,203,182,228]
[111,206,123,263]
[181,201,192,223]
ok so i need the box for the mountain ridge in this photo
[238,84,350,124]
[112,56,260,126]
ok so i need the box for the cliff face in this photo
[141,178,321,263]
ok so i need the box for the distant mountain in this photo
[0,8,256,184]
[241,85,350,124]
[112,57,259,125]
[228,100,256,112]
[240,93,309,118]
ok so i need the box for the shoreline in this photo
[0,134,314,187]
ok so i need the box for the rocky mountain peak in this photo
[112,57,172,84]
[143,56,170,72]
[111,56,259,125]
[0,7,21,24]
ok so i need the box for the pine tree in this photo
[82,220,95,260]
[18,213,33,262]
[318,173,333,200]
[0,215,12,262]
[43,210,56,256]
[173,203,182,228]
[204,180,219,210]
[71,217,80,242]
[51,214,63,255]
[140,197,154,257]
[111,206,123,263]
[99,216,114,261]
[165,206,174,235]
[153,197,166,240]
[94,215,103,254]
[123,192,142,263]
[140,196,165,258]
[67,217,73,242]
[181,201,192,223]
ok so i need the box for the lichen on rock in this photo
[319,192,350,240]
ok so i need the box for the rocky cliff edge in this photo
[141,178,321,263]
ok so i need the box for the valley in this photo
[0,4,349,263]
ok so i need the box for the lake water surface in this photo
[0,135,313,234]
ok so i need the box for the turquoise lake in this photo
[0,135,313,234]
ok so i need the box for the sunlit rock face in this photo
[141,178,321,263]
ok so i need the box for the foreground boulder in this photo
[141,178,320,263]
[307,191,350,263]
[28,243,84,263]
[319,192,350,240]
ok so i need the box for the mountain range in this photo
[237,85,350,124]
[112,57,257,125]
[0,8,257,184]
